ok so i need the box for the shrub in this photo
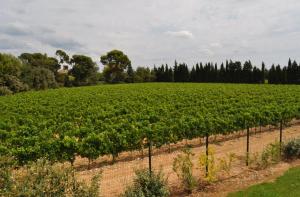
[283,138,300,160]
[0,86,12,96]
[218,153,236,175]
[0,156,15,195]
[122,169,169,197]
[21,67,58,90]
[199,147,218,182]
[249,142,281,170]
[173,148,197,193]
[0,157,101,197]
[0,145,10,157]
[1,75,29,93]
[261,142,281,166]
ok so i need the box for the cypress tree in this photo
[190,66,197,82]
[219,63,226,82]
[261,62,266,84]
[195,63,200,82]
[268,64,276,84]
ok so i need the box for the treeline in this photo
[0,51,99,95]
[1,49,300,95]
[154,60,266,83]
[269,59,300,84]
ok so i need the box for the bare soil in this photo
[75,122,300,197]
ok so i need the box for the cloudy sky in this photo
[1,0,300,68]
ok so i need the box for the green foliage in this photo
[0,86,12,96]
[133,67,154,82]
[125,64,134,83]
[70,55,98,86]
[228,167,300,197]
[173,148,197,193]
[79,133,106,165]
[61,136,78,165]
[56,49,70,64]
[261,142,281,166]
[21,65,58,90]
[249,142,281,170]
[0,53,23,76]
[218,153,236,175]
[0,156,15,194]
[100,50,131,83]
[199,147,218,182]
[0,53,28,94]
[19,53,60,73]
[282,138,300,160]
[0,157,101,197]
[0,83,299,164]
[0,74,29,93]
[122,169,169,197]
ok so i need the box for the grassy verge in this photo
[228,167,300,197]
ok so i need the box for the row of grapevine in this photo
[0,83,300,165]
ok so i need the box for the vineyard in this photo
[1,83,300,165]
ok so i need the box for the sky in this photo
[0,0,300,69]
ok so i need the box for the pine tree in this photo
[243,60,253,83]
[219,63,226,82]
[275,65,283,84]
[173,61,179,82]
[287,58,292,84]
[261,62,266,84]
[195,63,200,82]
[126,64,134,83]
[268,64,276,84]
[291,60,298,84]
[190,66,197,82]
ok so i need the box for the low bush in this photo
[0,86,12,96]
[282,138,300,160]
[218,153,236,175]
[0,157,101,197]
[122,169,169,197]
[249,142,281,169]
[173,148,197,193]
[259,141,281,169]
[199,147,217,182]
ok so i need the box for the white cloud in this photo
[165,30,194,39]
[0,0,300,67]
[210,42,222,48]
[202,48,214,56]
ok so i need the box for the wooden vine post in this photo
[148,139,152,175]
[143,137,152,175]
[246,126,250,166]
[279,119,283,153]
[205,132,209,177]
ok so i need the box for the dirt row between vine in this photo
[75,122,300,197]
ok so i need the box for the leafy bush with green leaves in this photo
[261,142,281,165]
[0,86,12,96]
[1,75,29,93]
[1,83,300,165]
[282,138,300,160]
[173,148,197,193]
[0,156,15,195]
[218,153,236,175]
[122,169,169,197]
[199,147,218,182]
[249,142,281,169]
[0,157,101,197]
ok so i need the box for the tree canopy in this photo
[1,49,300,96]
[100,50,131,83]
[70,55,98,86]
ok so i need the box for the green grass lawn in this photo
[228,167,300,197]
